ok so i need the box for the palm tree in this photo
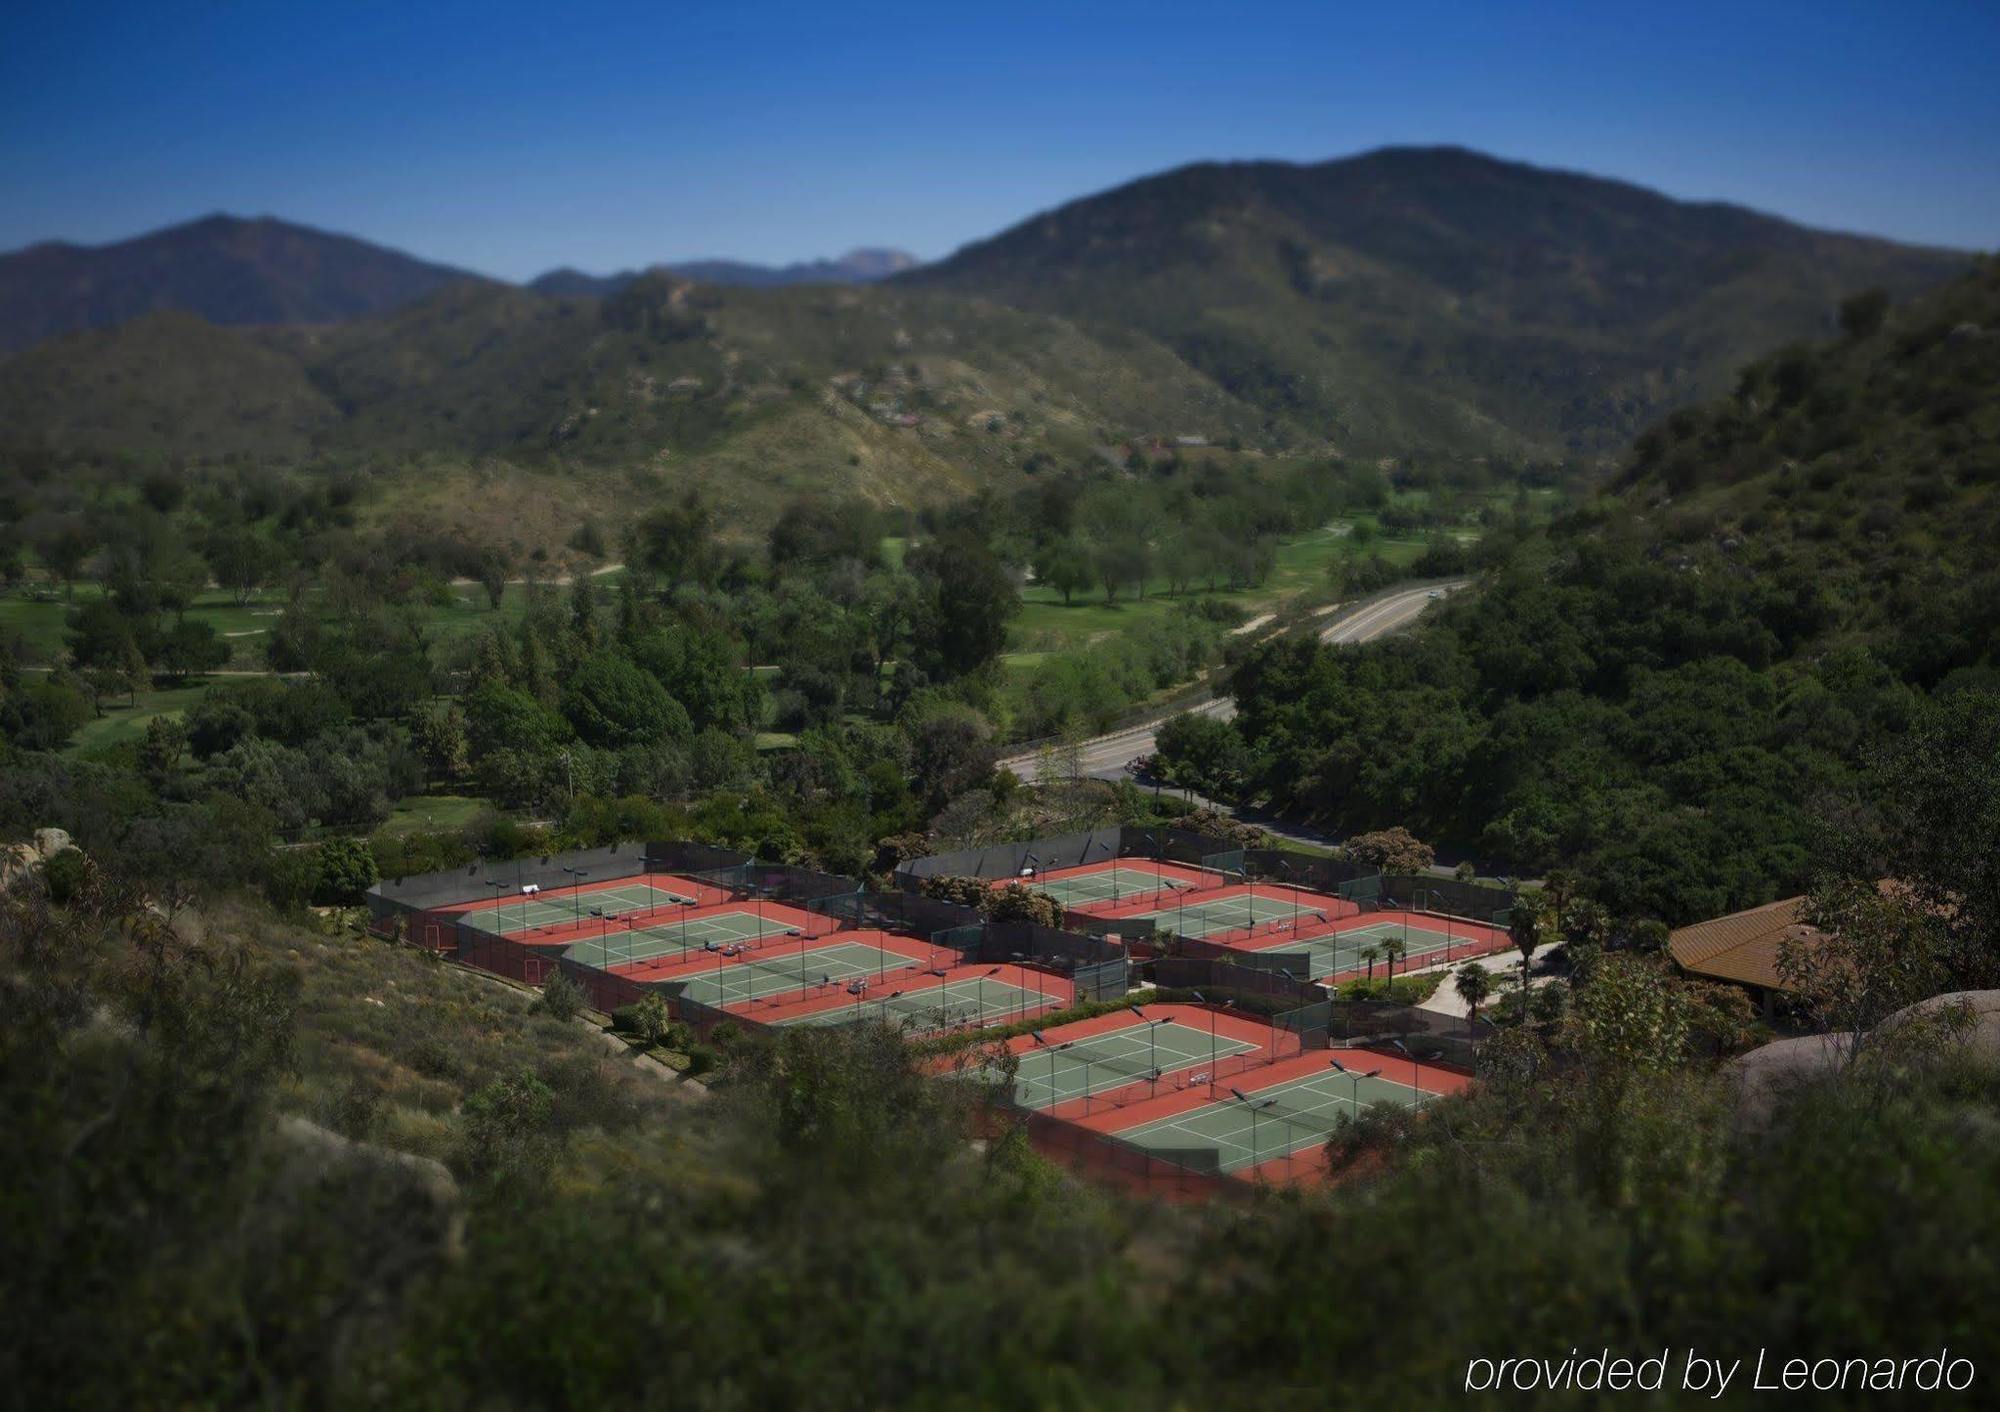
[1360,943,1383,983]
[1453,962,1494,1034]
[1508,890,1543,1001]
[1383,938,1408,984]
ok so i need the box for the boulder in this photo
[1729,990,2000,1128]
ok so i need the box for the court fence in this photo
[978,921,1130,1002]
[1151,957,1329,1043]
[892,825,1256,889]
[365,841,679,922]
[806,887,985,938]
[1380,874,1517,928]
[1008,1108,1241,1203]
[1327,998,1495,1073]
[1242,848,1376,895]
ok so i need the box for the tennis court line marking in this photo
[1118,1071,1424,1164]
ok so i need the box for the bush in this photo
[536,971,586,1022]
[310,836,379,906]
[40,847,91,905]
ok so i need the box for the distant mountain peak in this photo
[0,213,489,351]
[527,247,922,298]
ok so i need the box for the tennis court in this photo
[1115,1066,1419,1173]
[1135,892,1312,940]
[1027,865,1203,908]
[1243,919,1470,978]
[1000,1020,1257,1109]
[561,907,816,969]
[776,975,1065,1034]
[671,938,924,1008]
[458,880,696,935]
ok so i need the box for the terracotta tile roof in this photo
[1668,896,1822,991]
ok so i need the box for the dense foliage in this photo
[1189,260,2000,923]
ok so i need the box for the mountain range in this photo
[529,249,921,298]
[0,147,1974,538]
[0,218,920,352]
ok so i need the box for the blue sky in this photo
[3,0,1994,280]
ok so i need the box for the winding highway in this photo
[998,579,1468,784]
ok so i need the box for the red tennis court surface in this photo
[947,1003,1302,1122]
[756,957,1075,1036]
[434,870,734,937]
[1048,1043,1472,1190]
[1004,857,1230,914]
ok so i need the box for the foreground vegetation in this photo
[7,840,1999,1407]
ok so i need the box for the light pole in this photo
[1329,1056,1383,1111]
[1230,1088,1278,1174]
[487,880,509,938]
[560,866,589,932]
[590,906,607,972]
[679,897,697,960]
[1129,1005,1166,1087]
[1388,1036,1420,1100]
[1029,1030,1061,1109]
[1191,990,1219,1092]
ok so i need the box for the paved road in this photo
[999,579,1468,784]
[1319,580,1463,644]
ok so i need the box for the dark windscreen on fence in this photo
[365,843,655,914]
[1328,999,1494,1072]
[1380,875,1516,920]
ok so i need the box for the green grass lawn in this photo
[64,683,213,754]
[1007,515,1435,657]
[380,794,492,835]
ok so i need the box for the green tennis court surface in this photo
[775,975,1064,1034]
[671,939,924,1007]
[1135,892,1315,939]
[1117,1067,1418,1173]
[999,1020,1258,1109]
[563,908,815,969]
[459,881,696,935]
[1244,920,1469,978]
[1029,866,1200,907]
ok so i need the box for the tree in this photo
[628,492,721,589]
[3,677,95,750]
[138,715,188,785]
[1093,535,1150,604]
[1509,886,1544,998]
[411,700,470,782]
[907,536,1018,679]
[568,574,599,650]
[1154,711,1248,794]
[36,522,95,598]
[208,531,276,605]
[1034,538,1094,606]
[1361,943,1383,983]
[152,620,230,685]
[1783,880,1953,1044]
[1452,962,1494,1032]
[1343,827,1436,874]
[906,705,995,811]
[1566,954,1690,1075]
[311,836,380,905]
[478,552,510,611]
[561,652,691,749]
[464,680,570,759]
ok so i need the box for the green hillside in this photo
[903,146,1969,458]
[0,275,1273,539]
[1196,258,1999,923]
